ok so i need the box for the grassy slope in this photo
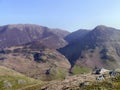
[71,65,91,75]
[0,66,42,90]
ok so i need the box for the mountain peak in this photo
[94,25,116,31]
[94,25,109,30]
[92,25,117,36]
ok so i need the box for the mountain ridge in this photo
[59,25,120,69]
[0,24,69,49]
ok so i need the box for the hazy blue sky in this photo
[0,0,120,31]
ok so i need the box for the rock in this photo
[3,80,12,88]
[18,79,26,84]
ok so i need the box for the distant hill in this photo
[59,25,120,69]
[0,24,69,49]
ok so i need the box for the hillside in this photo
[0,41,70,81]
[59,25,120,70]
[2,65,120,90]
[0,24,71,81]
[0,66,42,90]
[0,24,69,49]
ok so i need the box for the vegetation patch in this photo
[71,65,91,75]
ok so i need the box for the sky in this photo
[0,0,120,32]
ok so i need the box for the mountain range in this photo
[0,24,120,81]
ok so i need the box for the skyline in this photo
[1,0,120,31]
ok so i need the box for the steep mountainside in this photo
[0,41,70,81]
[0,24,69,49]
[65,29,90,43]
[59,25,120,69]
